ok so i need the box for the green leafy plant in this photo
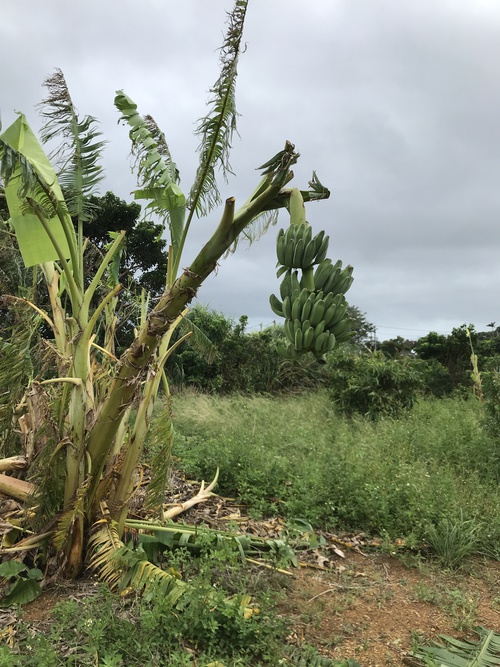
[326,349,425,419]
[0,560,43,607]
[424,513,481,569]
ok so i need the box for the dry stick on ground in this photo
[161,470,219,520]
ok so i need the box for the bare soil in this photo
[280,551,500,665]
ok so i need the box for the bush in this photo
[326,349,424,419]
[168,305,328,394]
[416,358,454,398]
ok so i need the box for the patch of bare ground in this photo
[280,552,500,666]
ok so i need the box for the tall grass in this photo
[151,392,500,551]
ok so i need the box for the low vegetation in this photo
[163,392,500,556]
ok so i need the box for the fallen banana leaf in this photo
[408,626,500,667]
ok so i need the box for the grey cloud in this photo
[1,0,499,340]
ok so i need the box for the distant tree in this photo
[168,305,328,393]
[346,305,376,347]
[379,336,416,358]
[0,190,168,349]
[415,325,476,388]
[327,348,424,419]
[85,192,168,297]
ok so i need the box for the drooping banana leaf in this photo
[409,626,500,667]
[114,91,186,260]
[0,115,74,267]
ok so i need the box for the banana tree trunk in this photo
[86,188,281,524]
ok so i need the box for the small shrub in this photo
[424,512,481,569]
[327,349,424,419]
[7,550,291,665]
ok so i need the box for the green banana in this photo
[279,271,291,300]
[291,237,305,268]
[313,259,334,291]
[301,293,314,323]
[332,266,354,294]
[301,318,312,335]
[328,317,352,337]
[313,320,326,339]
[312,229,325,254]
[326,332,337,352]
[323,303,337,328]
[303,325,315,349]
[309,297,326,326]
[322,261,348,295]
[291,271,301,295]
[276,229,286,265]
[322,291,335,310]
[313,233,329,264]
[290,289,306,321]
[322,266,343,294]
[284,225,298,242]
[276,340,300,360]
[324,295,348,328]
[294,328,303,351]
[276,265,288,278]
[284,237,296,268]
[302,237,317,268]
[269,293,283,317]
[331,295,348,322]
[339,275,354,295]
[284,318,295,343]
[281,270,301,300]
[282,296,292,319]
[314,331,329,354]
[302,224,313,246]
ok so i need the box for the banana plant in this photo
[0,0,330,578]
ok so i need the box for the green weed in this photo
[425,512,481,569]
[3,540,338,666]
[165,393,500,554]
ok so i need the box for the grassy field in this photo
[161,392,500,558]
[5,392,500,666]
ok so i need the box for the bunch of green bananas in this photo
[275,225,329,269]
[269,189,354,362]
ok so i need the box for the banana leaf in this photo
[0,115,73,267]
[410,627,500,667]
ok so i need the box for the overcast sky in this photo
[2,0,500,341]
